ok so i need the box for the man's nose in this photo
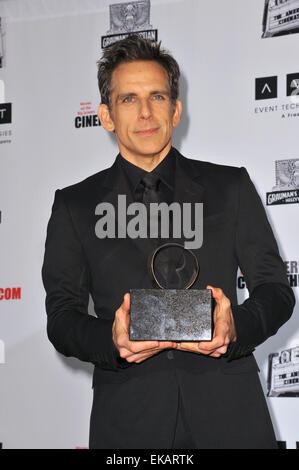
[138,98,152,120]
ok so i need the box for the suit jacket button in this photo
[167,350,174,360]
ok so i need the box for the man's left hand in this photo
[176,285,237,358]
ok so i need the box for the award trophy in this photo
[129,243,213,341]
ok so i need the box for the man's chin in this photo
[131,142,171,158]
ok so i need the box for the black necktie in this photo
[135,173,161,255]
[140,173,161,204]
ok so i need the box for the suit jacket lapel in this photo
[101,155,155,260]
[102,155,135,205]
[173,149,205,206]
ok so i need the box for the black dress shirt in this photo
[117,146,176,205]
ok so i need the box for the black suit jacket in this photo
[42,148,295,448]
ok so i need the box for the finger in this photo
[199,342,229,356]
[213,345,228,354]
[125,342,178,361]
[195,345,224,356]
[114,294,131,334]
[120,344,160,359]
[208,287,232,315]
[121,292,130,314]
[126,340,160,354]
[157,341,178,349]
[118,346,133,359]
[128,340,178,354]
[197,347,218,355]
[206,285,225,302]
[177,340,226,357]
[177,342,201,353]
[115,293,130,321]
[126,348,162,363]
[197,336,224,351]
[208,351,222,358]
[132,344,178,362]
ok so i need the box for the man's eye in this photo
[123,96,134,103]
[153,95,164,100]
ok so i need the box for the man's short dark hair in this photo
[97,34,180,111]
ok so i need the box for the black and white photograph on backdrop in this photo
[262,0,299,38]
[101,0,158,48]
[267,345,299,397]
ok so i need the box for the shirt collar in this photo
[117,146,176,194]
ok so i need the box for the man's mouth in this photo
[134,128,159,137]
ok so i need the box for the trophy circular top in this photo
[149,242,199,290]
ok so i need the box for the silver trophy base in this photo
[129,289,213,341]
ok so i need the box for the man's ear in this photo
[172,98,182,128]
[98,104,115,132]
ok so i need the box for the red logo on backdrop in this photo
[0,287,21,300]
[74,102,101,128]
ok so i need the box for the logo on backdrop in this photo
[262,0,299,38]
[255,74,299,118]
[285,259,299,287]
[0,79,12,144]
[237,261,298,289]
[0,102,11,124]
[101,0,158,49]
[237,271,246,290]
[287,72,299,96]
[255,74,299,101]
[255,76,278,100]
[267,345,299,397]
[74,101,101,129]
[0,287,21,301]
[266,159,299,205]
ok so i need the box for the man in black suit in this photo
[42,35,295,449]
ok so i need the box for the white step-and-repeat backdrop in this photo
[0,0,298,449]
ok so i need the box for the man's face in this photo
[99,60,181,161]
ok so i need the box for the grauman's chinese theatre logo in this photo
[266,158,299,205]
[101,0,158,49]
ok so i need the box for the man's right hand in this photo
[112,293,178,364]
